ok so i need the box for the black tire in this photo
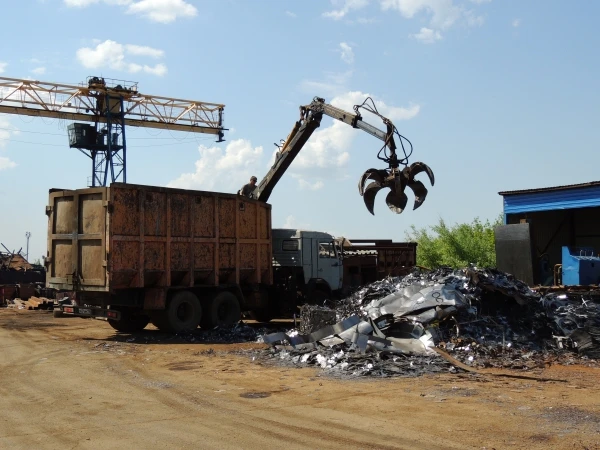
[107,308,150,332]
[160,291,202,333]
[53,309,64,318]
[249,308,273,323]
[202,291,241,328]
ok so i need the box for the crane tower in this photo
[0,76,226,186]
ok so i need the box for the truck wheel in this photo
[107,308,150,332]
[203,292,241,328]
[162,291,202,333]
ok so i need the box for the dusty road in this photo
[1,309,599,450]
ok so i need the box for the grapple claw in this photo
[358,168,388,196]
[385,188,409,214]
[363,181,384,215]
[406,180,428,210]
[409,162,435,186]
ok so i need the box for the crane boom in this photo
[253,97,435,215]
[0,76,225,134]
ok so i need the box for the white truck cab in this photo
[272,228,343,304]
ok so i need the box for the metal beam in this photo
[0,105,222,134]
[0,76,225,135]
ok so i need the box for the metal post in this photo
[25,232,31,262]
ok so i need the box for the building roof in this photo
[499,181,600,196]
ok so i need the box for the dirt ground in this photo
[1,309,599,450]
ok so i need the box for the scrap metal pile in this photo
[260,267,600,377]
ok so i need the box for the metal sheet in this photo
[494,223,535,286]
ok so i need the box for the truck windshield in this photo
[319,242,338,258]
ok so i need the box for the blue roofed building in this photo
[497,181,600,287]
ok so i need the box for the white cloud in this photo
[0,117,18,170]
[126,0,197,23]
[300,70,354,97]
[380,0,462,30]
[465,10,484,27]
[411,27,443,43]
[285,11,297,18]
[0,117,20,149]
[323,0,370,20]
[292,120,354,170]
[512,18,521,27]
[76,40,167,76]
[380,0,489,43]
[0,157,17,171]
[0,62,7,74]
[291,174,325,191]
[167,139,264,192]
[64,0,99,5]
[125,44,164,58]
[339,42,355,64]
[64,0,197,23]
[331,91,420,122]
[31,67,46,75]
[143,63,167,76]
[282,215,312,230]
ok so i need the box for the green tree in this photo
[405,214,503,269]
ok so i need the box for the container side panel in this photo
[219,198,236,238]
[53,196,75,234]
[193,195,215,238]
[145,242,166,271]
[79,193,103,234]
[171,243,190,271]
[52,240,73,278]
[219,243,235,269]
[239,202,257,239]
[259,205,270,240]
[112,241,140,272]
[112,188,140,236]
[240,244,257,268]
[79,240,104,284]
[171,194,190,237]
[194,243,214,269]
[144,191,167,237]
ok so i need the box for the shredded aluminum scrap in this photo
[260,267,600,378]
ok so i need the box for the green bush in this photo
[405,215,503,269]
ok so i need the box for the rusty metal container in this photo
[46,183,272,295]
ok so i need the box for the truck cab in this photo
[270,228,343,313]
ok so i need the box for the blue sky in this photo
[0,0,598,262]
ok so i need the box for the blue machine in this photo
[561,246,600,286]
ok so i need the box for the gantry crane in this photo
[0,76,226,186]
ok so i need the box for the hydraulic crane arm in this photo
[254,97,434,215]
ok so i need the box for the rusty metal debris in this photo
[259,267,600,378]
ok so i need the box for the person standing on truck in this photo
[239,176,258,198]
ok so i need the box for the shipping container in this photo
[46,183,272,332]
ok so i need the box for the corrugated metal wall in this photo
[503,185,600,214]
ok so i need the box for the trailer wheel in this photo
[161,291,202,333]
[107,307,150,332]
[203,291,241,328]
